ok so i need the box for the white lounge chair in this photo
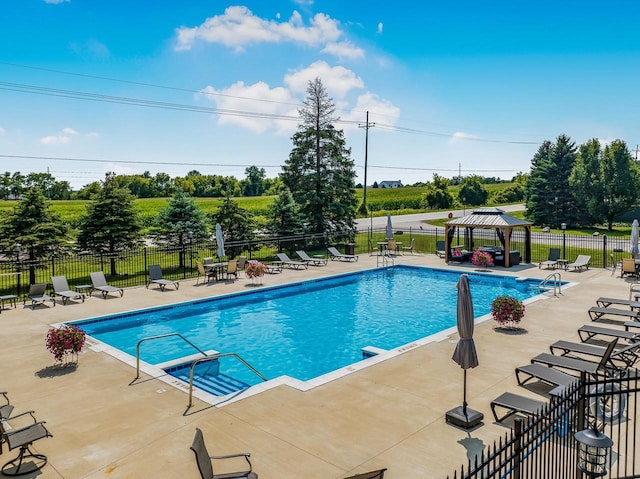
[565,255,591,271]
[327,246,358,262]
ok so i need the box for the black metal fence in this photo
[446,371,640,479]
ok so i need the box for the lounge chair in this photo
[621,258,638,278]
[276,253,308,269]
[327,246,358,262]
[196,262,216,284]
[0,410,52,476]
[51,276,85,305]
[565,255,591,271]
[549,339,640,368]
[344,469,387,479]
[190,427,257,479]
[225,259,239,280]
[578,324,640,343]
[539,248,561,269]
[402,238,415,255]
[530,339,621,377]
[514,363,578,389]
[296,250,327,266]
[435,241,446,258]
[596,297,640,309]
[588,306,639,321]
[23,284,55,309]
[490,391,548,423]
[89,271,124,298]
[146,265,179,291]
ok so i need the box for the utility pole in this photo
[633,144,639,161]
[358,111,375,209]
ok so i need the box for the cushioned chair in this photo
[190,427,257,479]
[90,271,124,298]
[51,275,85,305]
[146,265,179,291]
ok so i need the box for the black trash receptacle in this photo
[345,243,355,255]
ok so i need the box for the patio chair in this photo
[530,339,622,377]
[225,259,239,280]
[385,239,397,256]
[401,238,415,255]
[621,258,638,278]
[565,254,591,271]
[296,250,327,266]
[539,248,561,269]
[90,271,124,299]
[0,392,14,454]
[578,324,640,343]
[276,252,308,269]
[0,410,52,476]
[190,427,257,479]
[196,262,216,284]
[435,241,446,258]
[23,283,55,309]
[596,297,640,309]
[146,265,179,291]
[588,306,639,322]
[51,275,85,305]
[327,246,358,262]
[237,256,247,277]
[490,391,548,424]
[344,469,387,479]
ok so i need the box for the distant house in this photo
[379,180,403,189]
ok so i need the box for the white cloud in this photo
[62,127,79,135]
[175,6,346,56]
[40,127,81,144]
[284,61,364,99]
[341,92,401,131]
[377,22,383,34]
[199,81,299,134]
[450,132,478,143]
[321,41,364,60]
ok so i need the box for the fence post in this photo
[513,417,523,479]
[602,234,607,269]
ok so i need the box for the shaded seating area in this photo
[23,283,55,308]
[190,427,257,479]
[444,208,532,267]
[275,253,308,270]
[90,271,124,298]
[539,247,561,269]
[51,275,85,305]
[146,264,179,291]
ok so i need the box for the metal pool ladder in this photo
[538,272,562,296]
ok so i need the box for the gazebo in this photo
[444,208,532,267]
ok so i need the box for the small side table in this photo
[0,294,18,310]
[75,284,93,297]
[557,259,569,270]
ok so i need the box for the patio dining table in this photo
[204,261,229,281]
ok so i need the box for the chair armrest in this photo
[4,410,38,424]
[210,452,252,470]
[1,391,9,406]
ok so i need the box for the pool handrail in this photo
[135,333,208,381]
[188,353,268,408]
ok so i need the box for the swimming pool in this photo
[73,266,552,396]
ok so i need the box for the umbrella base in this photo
[445,406,484,429]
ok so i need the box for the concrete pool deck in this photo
[0,253,635,478]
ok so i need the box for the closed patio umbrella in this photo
[215,223,225,259]
[446,274,484,428]
[386,213,393,240]
[631,219,639,260]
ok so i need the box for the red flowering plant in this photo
[245,260,267,279]
[491,295,526,329]
[471,250,493,267]
[45,324,86,363]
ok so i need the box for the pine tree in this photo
[281,77,357,235]
[267,187,304,237]
[77,173,142,276]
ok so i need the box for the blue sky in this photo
[1,0,639,190]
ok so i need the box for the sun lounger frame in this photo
[490,391,547,423]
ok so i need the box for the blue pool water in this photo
[74,266,547,394]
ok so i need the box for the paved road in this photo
[355,204,526,232]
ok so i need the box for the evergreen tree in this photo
[569,139,604,226]
[266,188,304,237]
[0,187,70,285]
[149,190,209,267]
[281,77,357,235]
[77,173,142,276]
[600,140,640,230]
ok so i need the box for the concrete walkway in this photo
[0,253,633,478]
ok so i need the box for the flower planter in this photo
[491,295,525,330]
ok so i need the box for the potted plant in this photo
[471,249,493,268]
[245,260,267,283]
[491,295,526,329]
[45,324,86,365]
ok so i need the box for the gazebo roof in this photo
[445,207,532,228]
